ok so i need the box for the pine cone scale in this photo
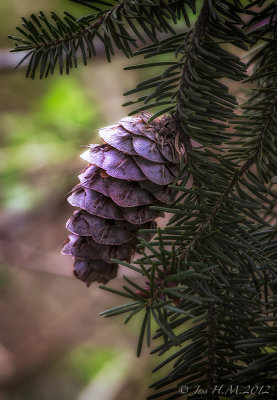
[79,166,155,207]
[74,259,117,286]
[134,156,176,185]
[99,126,136,155]
[62,234,133,264]
[122,205,161,225]
[132,135,165,163]
[139,180,175,204]
[68,188,124,220]
[81,147,147,181]
[66,211,135,245]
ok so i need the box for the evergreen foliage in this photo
[9,1,277,399]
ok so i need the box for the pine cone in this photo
[62,113,181,286]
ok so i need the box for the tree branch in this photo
[176,0,210,152]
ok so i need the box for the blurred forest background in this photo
[0,1,162,399]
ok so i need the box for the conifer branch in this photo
[34,4,124,51]
[176,0,211,178]
[9,0,194,78]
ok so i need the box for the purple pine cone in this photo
[62,113,181,286]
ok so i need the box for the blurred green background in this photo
[0,1,158,399]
